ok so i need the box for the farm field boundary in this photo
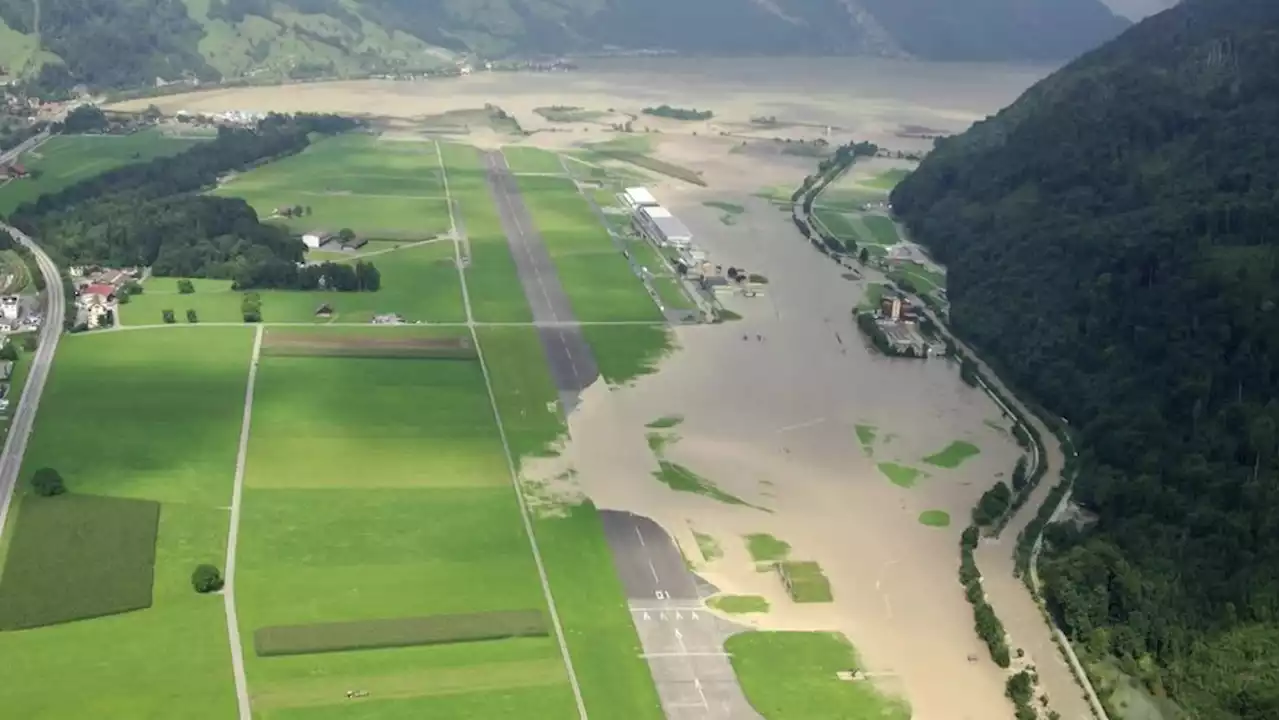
[261,329,476,359]
[254,609,549,656]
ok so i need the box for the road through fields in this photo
[0,222,66,540]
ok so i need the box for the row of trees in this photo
[641,105,713,121]
[959,525,1011,667]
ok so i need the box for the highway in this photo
[0,222,65,536]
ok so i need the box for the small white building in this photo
[623,187,659,209]
[302,232,331,249]
[636,205,694,248]
[0,296,19,321]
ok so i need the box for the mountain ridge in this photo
[890,0,1277,716]
[0,0,1129,91]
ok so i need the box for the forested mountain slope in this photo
[0,0,1129,91]
[890,1,1277,717]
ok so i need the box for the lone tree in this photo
[191,564,224,593]
[338,228,356,243]
[30,468,67,497]
[0,343,17,362]
[177,279,195,294]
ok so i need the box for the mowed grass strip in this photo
[727,632,911,720]
[252,658,570,713]
[0,495,160,630]
[582,324,673,386]
[255,610,548,656]
[515,174,662,322]
[440,142,532,322]
[502,146,567,175]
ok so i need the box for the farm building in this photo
[636,205,694,248]
[302,232,332,249]
[623,187,659,209]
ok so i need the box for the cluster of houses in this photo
[173,109,264,127]
[71,266,139,329]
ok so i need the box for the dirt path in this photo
[223,323,263,719]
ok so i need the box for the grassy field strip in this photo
[439,142,532,323]
[514,175,663,322]
[224,324,262,720]
[255,610,548,656]
[466,321,589,718]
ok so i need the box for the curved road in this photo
[0,222,66,536]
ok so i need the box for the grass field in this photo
[862,169,911,190]
[727,632,910,719]
[862,214,901,246]
[515,175,662,322]
[213,134,451,241]
[0,494,160,630]
[918,510,952,528]
[440,143,532,323]
[119,240,465,324]
[0,249,32,293]
[0,130,208,215]
[922,441,980,469]
[777,561,832,603]
[652,461,755,508]
[0,327,253,718]
[581,324,672,386]
[502,146,567,175]
[877,462,925,488]
[236,327,577,716]
[855,424,877,454]
[889,262,947,296]
[692,529,722,561]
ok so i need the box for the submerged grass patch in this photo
[918,510,952,528]
[922,441,980,469]
[692,530,722,561]
[854,424,877,455]
[645,415,684,429]
[877,462,925,488]
[727,632,911,720]
[709,595,769,614]
[745,533,791,563]
[776,561,833,603]
[653,461,758,509]
[582,324,673,386]
[921,440,977,468]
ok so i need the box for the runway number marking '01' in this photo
[655,590,669,600]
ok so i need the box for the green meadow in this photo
[236,328,577,716]
[502,146,568,175]
[0,130,208,215]
[728,632,910,719]
[213,134,451,240]
[515,175,662,322]
[119,240,465,324]
[922,441,980,469]
[439,143,531,322]
[0,328,253,719]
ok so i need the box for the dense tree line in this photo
[891,1,1277,716]
[641,105,713,121]
[8,114,369,292]
[62,105,109,134]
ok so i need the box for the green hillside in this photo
[890,0,1277,717]
[0,0,1130,92]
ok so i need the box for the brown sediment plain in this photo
[115,58,1071,719]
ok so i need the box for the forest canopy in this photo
[890,1,1277,717]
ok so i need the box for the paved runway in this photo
[483,151,598,411]
[600,511,763,719]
